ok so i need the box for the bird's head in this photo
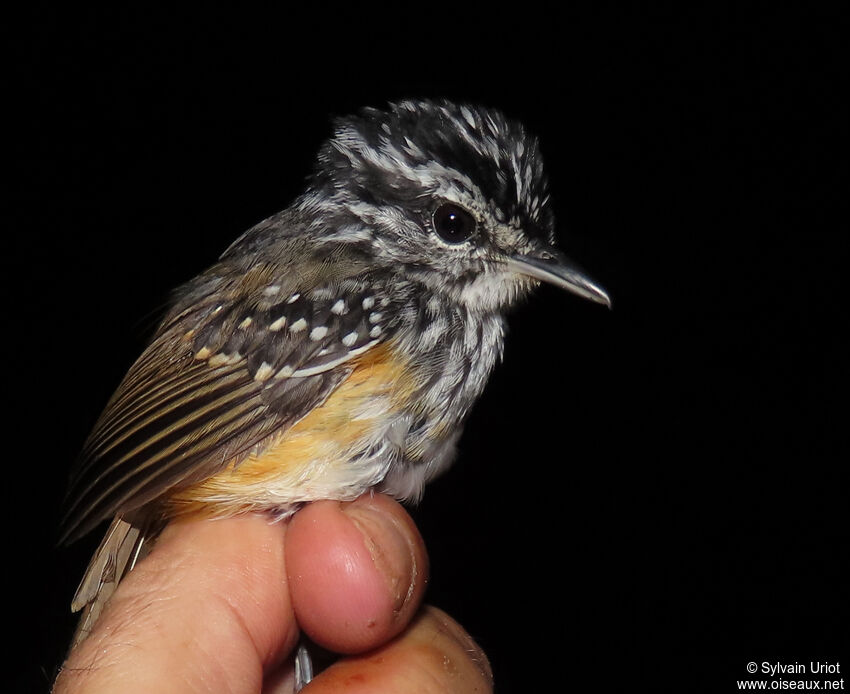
[305,99,610,312]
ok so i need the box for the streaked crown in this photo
[298,99,560,311]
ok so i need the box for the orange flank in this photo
[167,342,417,516]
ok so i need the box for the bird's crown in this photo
[298,99,558,311]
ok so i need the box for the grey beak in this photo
[506,249,612,308]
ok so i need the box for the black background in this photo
[9,5,846,692]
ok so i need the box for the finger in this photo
[300,606,493,694]
[55,515,298,694]
[285,493,428,654]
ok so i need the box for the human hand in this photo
[54,494,492,693]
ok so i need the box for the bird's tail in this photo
[70,516,153,649]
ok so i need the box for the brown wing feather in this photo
[61,329,349,543]
[61,256,390,544]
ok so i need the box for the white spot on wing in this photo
[269,316,287,331]
[331,299,346,315]
[208,352,230,367]
[290,318,307,333]
[460,105,476,129]
[227,352,242,365]
[254,362,274,382]
[310,326,328,341]
[275,365,294,379]
[342,331,358,347]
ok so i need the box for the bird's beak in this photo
[505,249,612,308]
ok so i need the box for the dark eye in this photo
[432,203,476,243]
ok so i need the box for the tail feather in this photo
[70,517,151,649]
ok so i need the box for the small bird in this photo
[61,99,610,665]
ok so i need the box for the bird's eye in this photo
[432,203,476,244]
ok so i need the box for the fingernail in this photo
[343,499,418,616]
[428,606,494,687]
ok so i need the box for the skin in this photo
[54,494,493,693]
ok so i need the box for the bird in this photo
[60,98,610,676]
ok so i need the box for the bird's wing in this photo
[61,253,394,543]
